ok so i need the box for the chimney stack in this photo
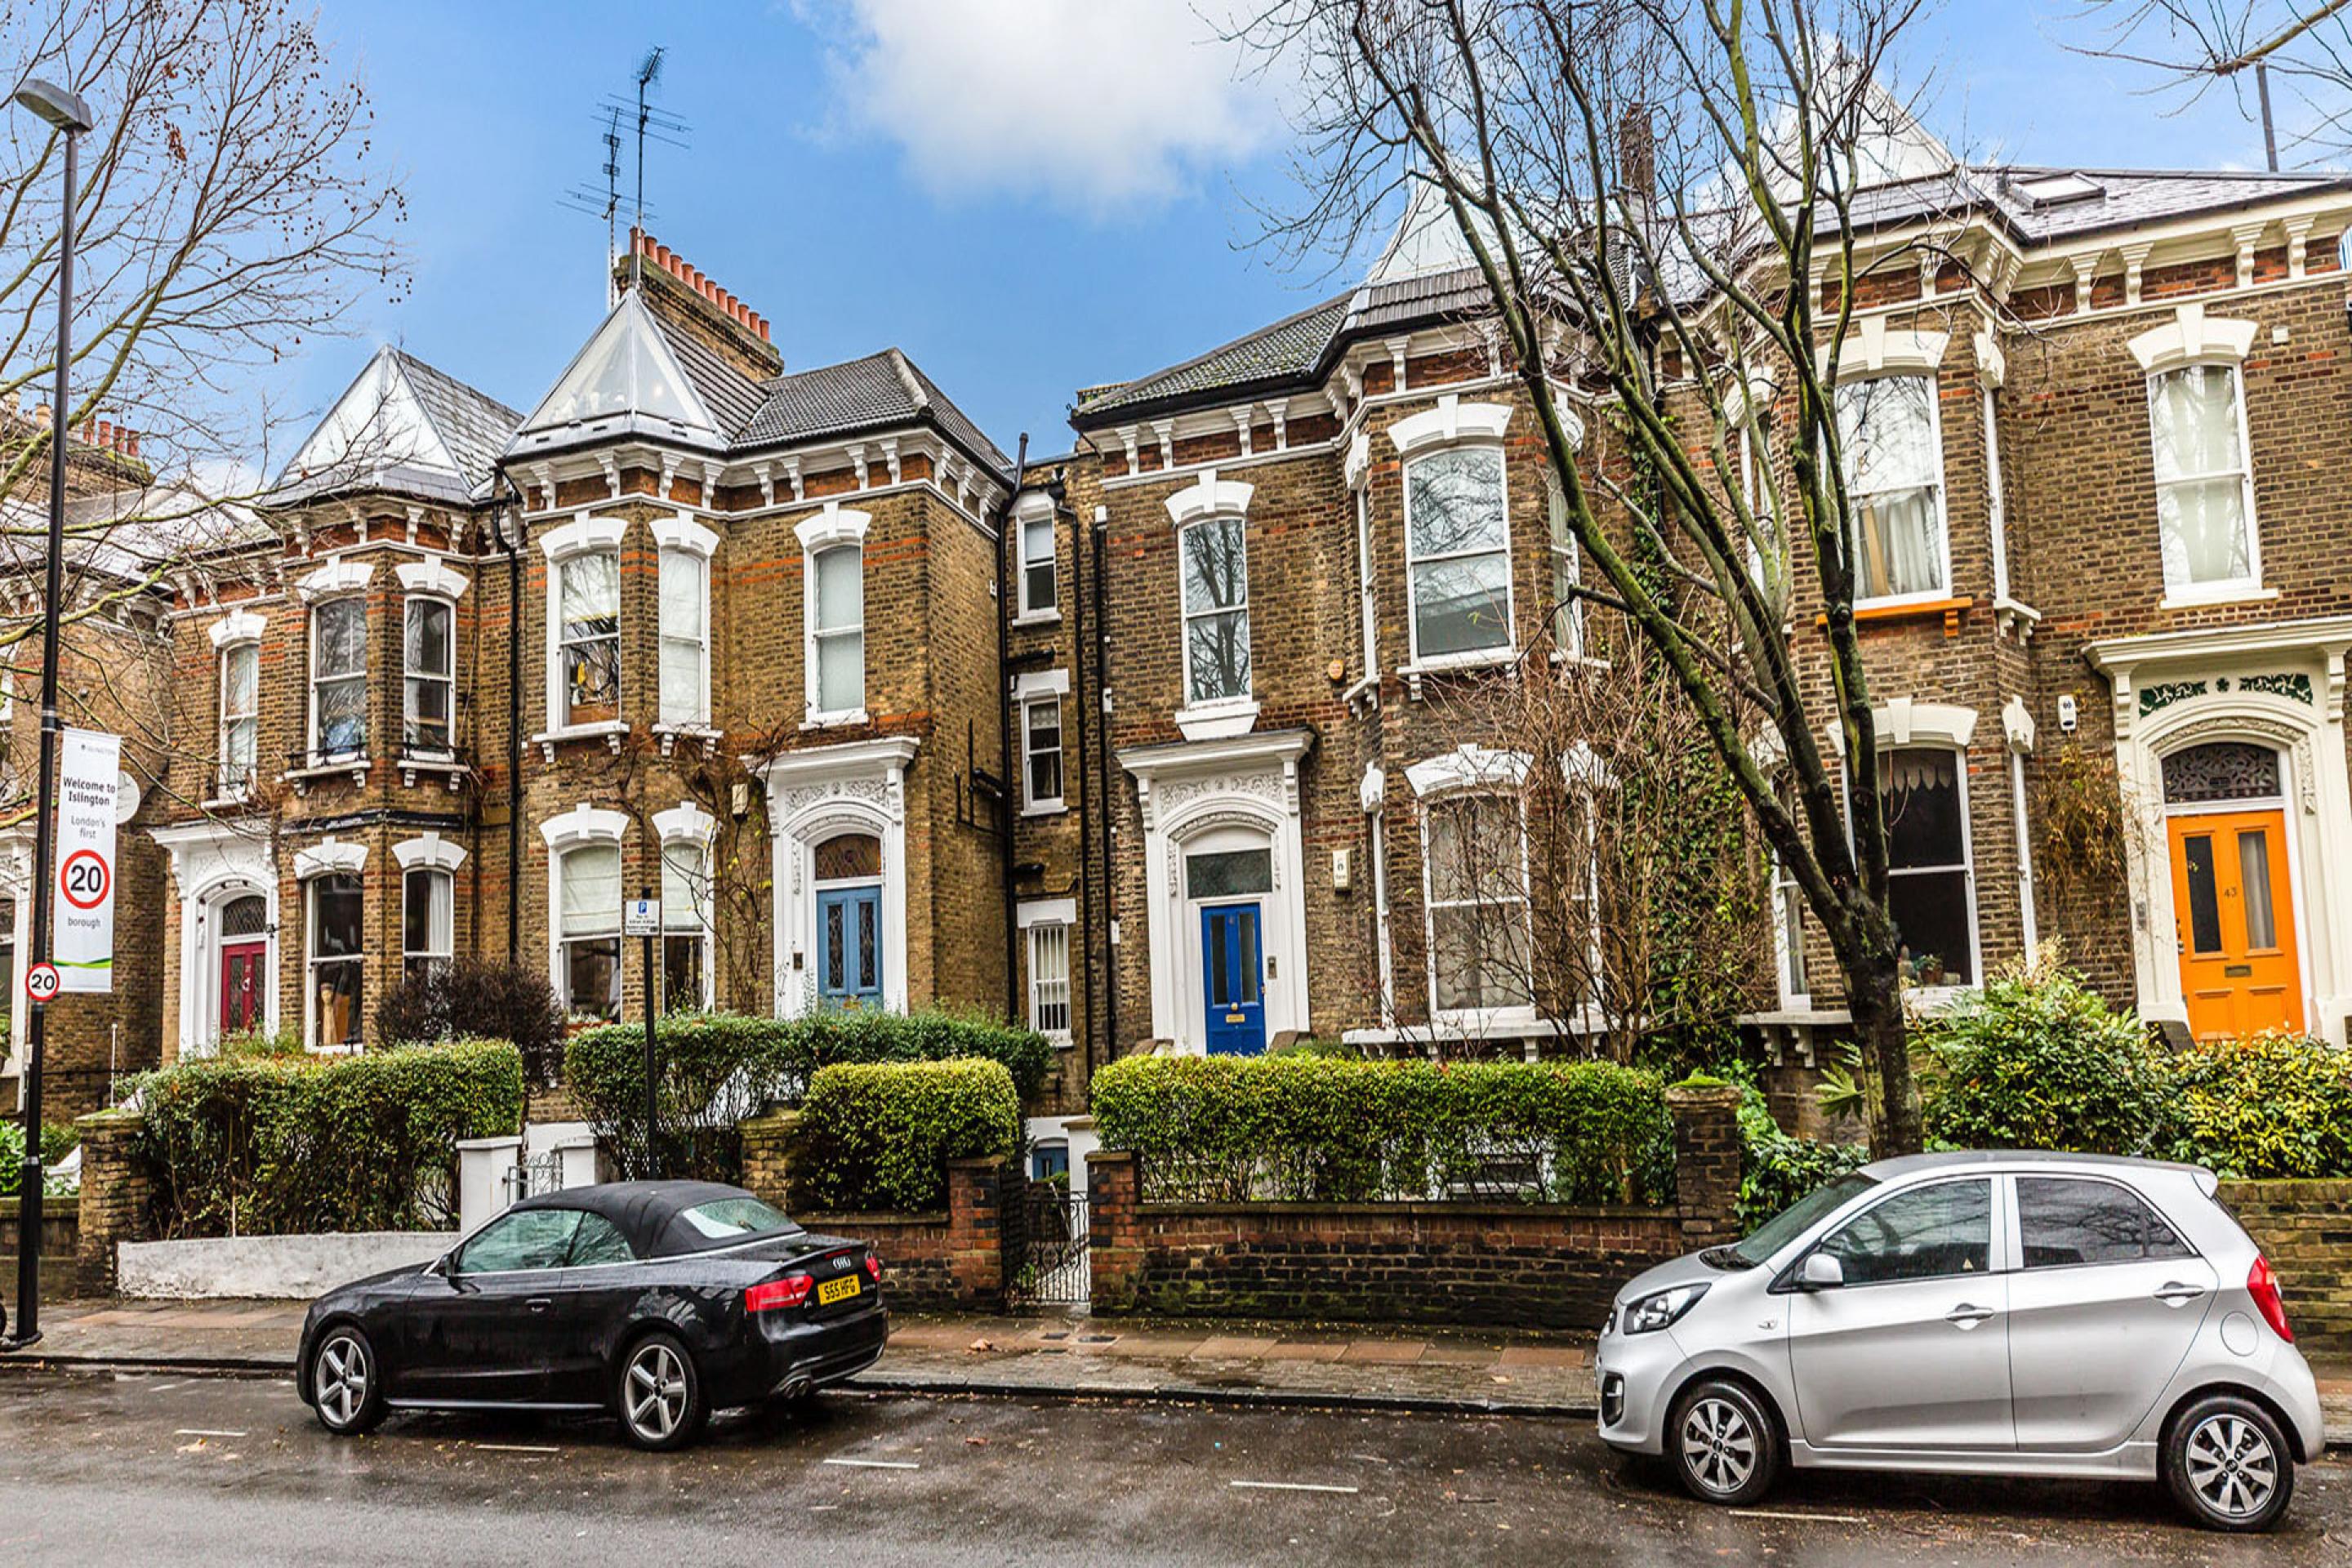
[619,229,782,372]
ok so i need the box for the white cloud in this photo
[808,0,1279,211]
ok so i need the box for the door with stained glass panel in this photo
[817,887,883,1009]
[2162,742,2303,1040]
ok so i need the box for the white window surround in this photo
[1405,743,1533,798]
[2138,347,2264,606]
[540,513,628,742]
[1408,746,1538,1028]
[394,559,469,600]
[392,833,467,873]
[2127,302,2259,376]
[653,800,717,1012]
[653,513,717,730]
[207,608,267,649]
[216,639,260,803]
[1162,469,1254,529]
[1398,417,1517,677]
[308,596,369,761]
[541,805,630,1016]
[795,502,871,728]
[538,512,628,564]
[1386,394,1513,460]
[1835,371,1953,608]
[1014,668,1071,816]
[2002,696,2041,958]
[1169,476,1259,741]
[753,734,918,1018]
[1019,897,1078,1045]
[1877,743,1982,1006]
[292,837,367,881]
[295,557,373,604]
[1872,697,1979,751]
[1818,319,1951,381]
[1013,491,1060,624]
[402,594,457,757]
[1981,387,2011,604]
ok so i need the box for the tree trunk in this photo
[1846,957,1922,1156]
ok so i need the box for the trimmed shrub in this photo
[2157,1031,2352,1178]
[1920,965,2169,1156]
[133,1040,523,1236]
[1725,1067,1869,1230]
[795,1059,1021,1214]
[376,959,566,1089]
[564,1009,1053,1183]
[1089,1054,1674,1205]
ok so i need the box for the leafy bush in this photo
[564,1009,1053,1183]
[1720,1065,1870,1230]
[133,1040,523,1236]
[218,1026,305,1059]
[0,1122,82,1197]
[376,960,566,1089]
[794,1059,1021,1213]
[2156,1031,2352,1178]
[1920,964,2170,1156]
[1089,1054,1674,1205]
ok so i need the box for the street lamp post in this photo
[6,77,97,1354]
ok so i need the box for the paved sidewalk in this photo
[8,1297,2350,1441]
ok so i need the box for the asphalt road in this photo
[1,1365,2346,1566]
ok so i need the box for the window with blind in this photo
[1028,922,1071,1040]
[1422,793,1534,1013]
[811,543,864,718]
[661,839,708,1014]
[1836,375,1948,603]
[658,546,708,726]
[559,842,622,1022]
[2147,363,2256,595]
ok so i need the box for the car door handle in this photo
[526,1298,554,1313]
[1944,1303,1996,1329]
[2154,1281,2209,1306]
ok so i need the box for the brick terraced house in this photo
[14,103,2352,1156]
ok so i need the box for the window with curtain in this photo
[661,839,707,1015]
[658,546,708,726]
[1406,445,1512,659]
[1547,474,1584,658]
[1024,696,1063,808]
[2148,363,2256,593]
[1836,375,1947,601]
[1180,514,1250,703]
[559,551,621,726]
[811,543,864,716]
[403,599,454,753]
[559,842,621,1022]
[308,873,363,1049]
[1423,793,1534,1013]
[1880,746,1975,985]
[311,599,368,756]
[1028,921,1071,1040]
[220,641,259,794]
[403,867,452,986]
[1020,512,1056,615]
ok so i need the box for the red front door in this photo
[220,940,266,1035]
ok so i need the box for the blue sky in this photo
[288,0,2292,461]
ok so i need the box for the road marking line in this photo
[472,1443,562,1454]
[1229,1481,1360,1494]
[173,1428,247,1438]
[1728,1509,1867,1524]
[822,1458,920,1470]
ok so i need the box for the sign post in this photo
[625,889,661,1178]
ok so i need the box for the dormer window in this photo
[311,599,368,758]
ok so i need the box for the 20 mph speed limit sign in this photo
[54,728,122,993]
[24,963,60,1004]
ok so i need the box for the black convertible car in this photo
[296,1180,887,1450]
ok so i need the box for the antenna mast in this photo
[633,47,666,289]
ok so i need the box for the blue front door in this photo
[1200,902,1266,1054]
[817,887,883,1009]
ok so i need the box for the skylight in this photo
[2015,172,2105,208]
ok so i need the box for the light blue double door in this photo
[816,886,882,1009]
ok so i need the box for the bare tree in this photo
[1245,0,1983,1152]
[2069,2,2352,169]
[2,0,406,813]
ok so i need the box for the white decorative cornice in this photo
[394,559,469,600]
[1404,743,1532,797]
[207,608,266,649]
[292,837,367,880]
[2127,301,2260,373]
[294,557,373,604]
[1387,394,1512,458]
[1820,318,1949,381]
[1163,467,1254,528]
[538,804,630,850]
[652,801,716,844]
[538,513,626,564]
[650,511,721,559]
[392,832,467,872]
[792,500,871,553]
[1874,697,1978,750]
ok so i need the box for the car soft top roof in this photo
[511,1179,804,1259]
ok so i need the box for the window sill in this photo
[1173,697,1258,741]
[650,722,723,759]
[2159,584,2278,612]
[1397,648,1517,699]
[1047,1032,1076,1050]
[800,708,871,733]
[395,751,471,791]
[1340,672,1380,716]
[1021,800,1068,819]
[530,720,629,763]
[203,786,257,812]
[1993,595,2042,640]
[1816,595,1972,637]
[1012,608,1062,629]
[281,755,370,796]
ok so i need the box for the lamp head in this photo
[13,78,95,136]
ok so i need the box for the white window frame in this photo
[541,804,630,1023]
[401,866,453,987]
[1178,512,1253,706]
[218,638,261,800]
[2144,360,2261,604]
[1354,483,1379,677]
[1389,396,1517,674]
[1014,493,1059,622]
[653,801,716,1014]
[653,514,718,730]
[1029,923,1072,1042]
[1546,474,1584,660]
[401,595,457,757]
[1869,740,1982,1000]
[1835,371,1953,608]
[795,502,871,728]
[1018,898,1077,1045]
[293,839,368,1054]
[308,596,369,762]
[539,514,628,738]
[1405,745,1537,1029]
[1402,444,1516,669]
[1981,386,2011,604]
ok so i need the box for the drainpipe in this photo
[1092,502,1116,1067]
[999,436,1028,1027]
[1058,472,1094,1077]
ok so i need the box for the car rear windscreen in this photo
[678,1196,800,1242]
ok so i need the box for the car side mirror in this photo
[1798,1252,1844,1290]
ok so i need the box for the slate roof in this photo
[647,310,768,437]
[736,348,1009,471]
[277,345,522,506]
[1075,294,1352,421]
[389,350,523,485]
[1834,164,2352,245]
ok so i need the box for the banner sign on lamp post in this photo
[54,728,121,993]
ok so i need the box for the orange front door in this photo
[2167,809,2304,1040]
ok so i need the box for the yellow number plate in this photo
[817,1274,862,1306]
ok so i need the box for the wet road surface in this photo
[0,1365,2345,1565]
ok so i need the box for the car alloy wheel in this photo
[619,1334,703,1450]
[1668,1379,1779,1506]
[2185,1412,2279,1521]
[310,1327,383,1436]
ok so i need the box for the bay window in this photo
[2148,362,2257,595]
[1880,746,1976,987]
[559,841,622,1022]
[403,597,454,753]
[220,641,259,794]
[1836,374,1948,602]
[307,873,364,1049]
[1422,792,1534,1014]
[658,546,709,726]
[558,550,621,727]
[403,867,452,986]
[1405,445,1512,661]
[311,599,368,757]
[1179,514,1250,703]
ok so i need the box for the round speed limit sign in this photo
[24,962,60,1004]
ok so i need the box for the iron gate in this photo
[1017,1187,1090,1306]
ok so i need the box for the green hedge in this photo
[1922,966,2171,1156]
[1090,1054,1674,1205]
[794,1059,1022,1214]
[2155,1031,2352,1178]
[564,1009,1052,1183]
[134,1040,523,1236]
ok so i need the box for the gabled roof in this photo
[506,290,730,458]
[736,348,1009,471]
[278,345,522,506]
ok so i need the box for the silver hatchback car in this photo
[1597,1151,2323,1531]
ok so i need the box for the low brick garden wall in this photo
[2222,1179,2352,1352]
[0,1195,81,1300]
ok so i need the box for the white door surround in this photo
[149,817,282,1058]
[753,735,920,1018]
[2087,616,2352,1044]
[1118,728,1313,1053]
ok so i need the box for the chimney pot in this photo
[127,433,140,458]
[97,419,113,448]
[655,243,672,270]
[35,403,51,428]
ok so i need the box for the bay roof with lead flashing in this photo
[276,345,523,506]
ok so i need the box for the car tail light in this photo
[746,1275,813,1313]
[864,1254,882,1284]
[2247,1255,2294,1343]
